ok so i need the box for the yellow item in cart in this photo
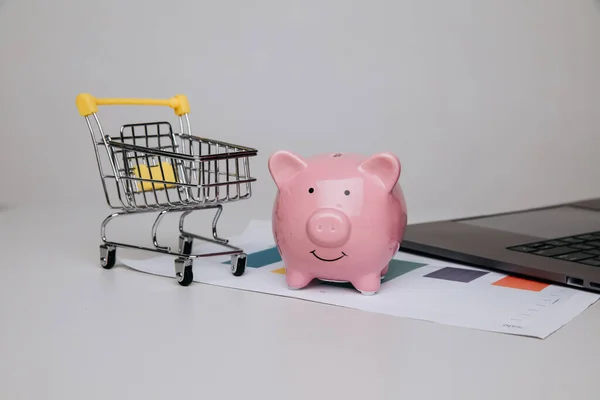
[132,162,177,191]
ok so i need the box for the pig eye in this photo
[308,187,315,194]
[344,190,350,196]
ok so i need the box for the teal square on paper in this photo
[381,259,427,283]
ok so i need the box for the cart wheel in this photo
[100,244,116,269]
[178,235,193,255]
[175,258,194,286]
[231,253,246,277]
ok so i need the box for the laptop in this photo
[400,198,600,292]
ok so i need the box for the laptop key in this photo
[560,237,584,244]
[575,234,599,241]
[528,242,544,247]
[579,258,600,267]
[570,243,595,251]
[532,246,579,257]
[584,240,600,247]
[509,245,537,253]
[584,249,600,256]
[533,244,554,250]
[545,240,569,246]
[555,252,596,262]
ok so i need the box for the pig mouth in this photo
[310,250,347,262]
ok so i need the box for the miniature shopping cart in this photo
[75,93,258,286]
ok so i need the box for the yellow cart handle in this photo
[76,93,190,117]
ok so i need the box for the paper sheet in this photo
[119,220,600,339]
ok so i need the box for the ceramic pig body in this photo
[268,151,407,295]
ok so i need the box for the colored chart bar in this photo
[492,276,549,292]
[424,267,488,283]
[381,259,427,283]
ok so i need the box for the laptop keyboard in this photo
[507,231,600,267]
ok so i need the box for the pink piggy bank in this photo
[268,151,408,295]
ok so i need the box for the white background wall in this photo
[1,0,599,225]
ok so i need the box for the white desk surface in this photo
[1,203,599,400]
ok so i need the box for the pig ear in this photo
[268,150,308,188]
[358,152,401,193]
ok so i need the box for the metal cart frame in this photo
[75,93,257,286]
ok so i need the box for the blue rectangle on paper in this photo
[424,266,488,283]
[223,246,282,268]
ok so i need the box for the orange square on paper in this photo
[271,267,286,275]
[492,276,549,292]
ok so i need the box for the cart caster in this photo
[100,244,116,269]
[175,257,194,286]
[231,253,246,277]
[178,235,193,255]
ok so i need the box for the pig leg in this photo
[381,264,389,278]
[351,273,382,296]
[286,268,313,290]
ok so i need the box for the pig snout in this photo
[306,209,351,248]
